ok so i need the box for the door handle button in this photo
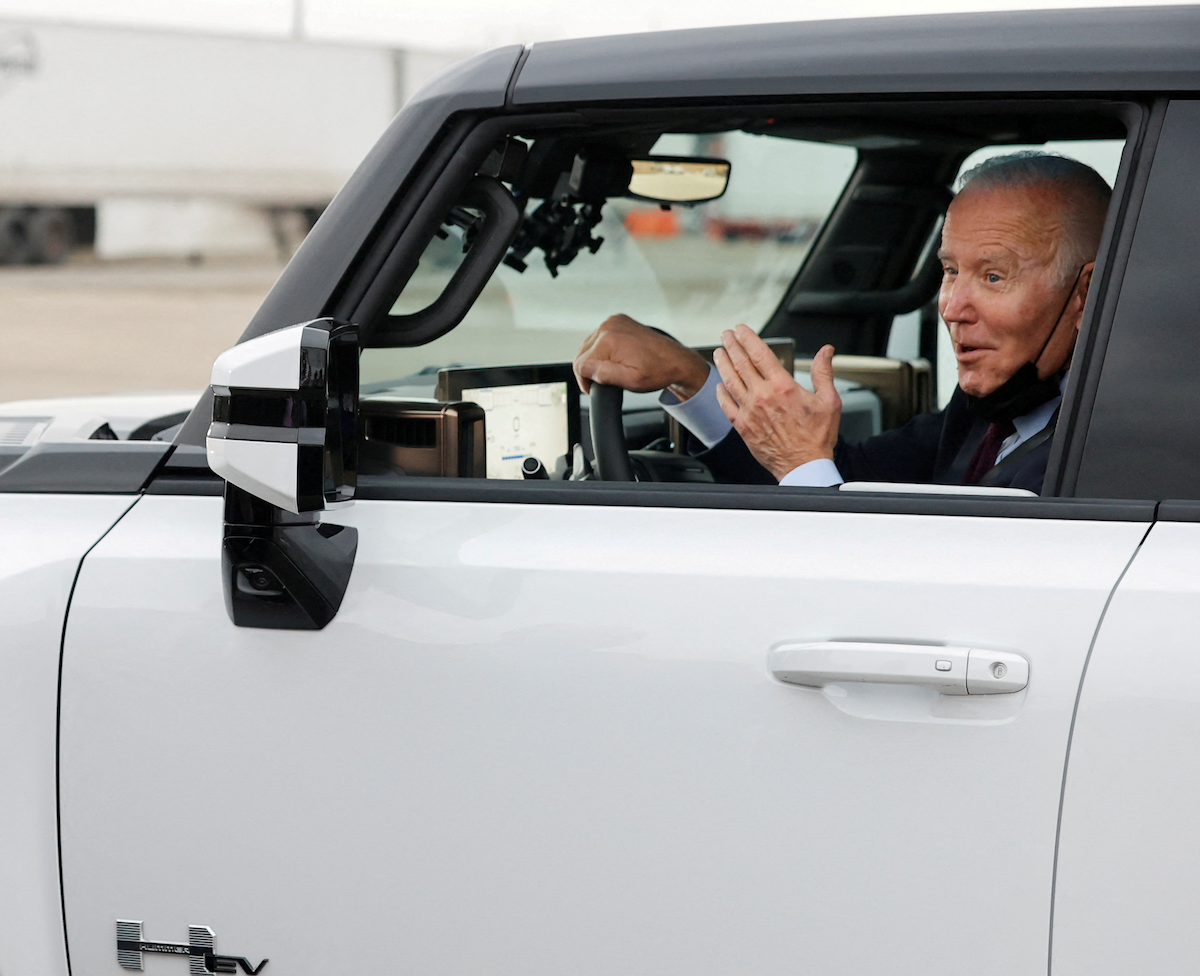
[965,649,1029,694]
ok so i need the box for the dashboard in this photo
[357,351,887,482]
[360,362,581,480]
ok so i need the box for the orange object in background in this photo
[624,207,680,237]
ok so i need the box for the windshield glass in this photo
[360,132,857,390]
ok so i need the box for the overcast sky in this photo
[0,0,1192,50]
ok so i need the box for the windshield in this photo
[360,132,857,391]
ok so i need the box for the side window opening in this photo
[353,105,1131,499]
[358,123,861,483]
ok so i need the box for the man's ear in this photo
[1071,262,1096,329]
[1078,262,1096,298]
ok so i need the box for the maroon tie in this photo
[963,420,1017,485]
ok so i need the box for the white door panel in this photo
[60,494,1146,975]
[0,493,135,976]
[1053,521,1200,973]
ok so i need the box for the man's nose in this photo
[939,276,976,323]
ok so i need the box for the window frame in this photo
[337,97,1153,515]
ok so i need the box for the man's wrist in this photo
[659,365,732,449]
[770,451,835,481]
[665,354,711,402]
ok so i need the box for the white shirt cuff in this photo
[659,364,733,449]
[779,458,844,488]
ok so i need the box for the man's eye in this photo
[986,273,1002,283]
[942,267,957,276]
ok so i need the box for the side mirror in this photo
[207,318,360,631]
[626,156,731,204]
[207,317,358,513]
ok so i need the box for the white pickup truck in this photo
[3,7,1200,976]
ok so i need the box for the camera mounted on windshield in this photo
[504,139,731,277]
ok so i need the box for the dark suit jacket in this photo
[694,387,1053,494]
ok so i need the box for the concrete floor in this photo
[0,254,283,403]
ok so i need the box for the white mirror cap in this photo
[210,321,318,390]
[206,320,328,514]
[207,438,301,513]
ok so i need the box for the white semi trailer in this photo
[0,19,463,263]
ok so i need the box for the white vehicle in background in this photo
[0,19,463,263]
[4,7,1200,976]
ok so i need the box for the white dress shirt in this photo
[660,364,1065,487]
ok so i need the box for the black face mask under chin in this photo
[965,361,1063,423]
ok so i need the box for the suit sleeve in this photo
[690,407,948,486]
[687,429,777,484]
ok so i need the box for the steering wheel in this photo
[588,383,636,481]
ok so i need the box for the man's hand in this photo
[574,314,710,399]
[713,325,841,481]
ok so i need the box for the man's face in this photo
[938,184,1078,397]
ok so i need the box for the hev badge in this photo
[116,920,267,974]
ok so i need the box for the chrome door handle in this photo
[768,642,1028,695]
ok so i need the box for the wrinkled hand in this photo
[713,324,841,481]
[574,314,710,399]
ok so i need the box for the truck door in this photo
[0,493,136,976]
[58,486,1147,976]
[55,74,1162,976]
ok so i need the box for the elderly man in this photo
[573,152,1112,493]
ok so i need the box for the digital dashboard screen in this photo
[461,381,570,479]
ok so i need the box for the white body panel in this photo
[1053,520,1200,973]
[0,493,134,976]
[60,494,1145,975]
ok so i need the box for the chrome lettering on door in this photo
[116,920,267,975]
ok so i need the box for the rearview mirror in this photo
[626,156,731,204]
[207,318,360,631]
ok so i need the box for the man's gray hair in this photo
[957,151,1112,283]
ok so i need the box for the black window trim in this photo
[1043,97,1162,496]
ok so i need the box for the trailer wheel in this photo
[28,208,73,264]
[0,208,32,265]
